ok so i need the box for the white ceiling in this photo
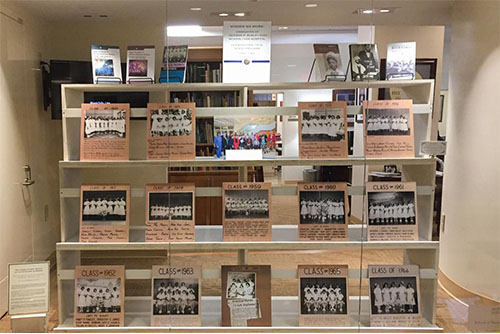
[6,0,455,25]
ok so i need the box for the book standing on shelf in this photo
[80,103,130,161]
[298,101,348,159]
[126,45,155,83]
[363,99,415,158]
[298,182,349,241]
[369,265,421,327]
[147,103,196,160]
[160,45,188,83]
[366,182,418,241]
[221,265,272,327]
[145,184,195,242]
[222,182,272,241]
[313,44,345,81]
[298,265,350,326]
[349,44,380,81]
[79,185,130,242]
[74,265,125,327]
[91,45,122,84]
[386,42,416,80]
[151,265,201,326]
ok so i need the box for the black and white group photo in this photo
[224,190,269,219]
[299,191,346,224]
[349,44,380,81]
[370,277,418,315]
[300,277,347,315]
[368,192,416,225]
[149,192,193,221]
[301,109,345,142]
[386,42,416,80]
[226,272,256,299]
[82,190,127,225]
[76,278,122,313]
[152,279,199,315]
[366,109,411,136]
[84,109,127,138]
[166,46,188,64]
[150,108,193,137]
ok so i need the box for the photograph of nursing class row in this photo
[152,279,199,315]
[82,190,127,225]
[299,190,346,224]
[300,109,345,142]
[150,108,193,137]
[148,192,194,221]
[76,278,122,314]
[365,108,411,136]
[370,277,419,315]
[300,277,348,315]
[84,109,127,139]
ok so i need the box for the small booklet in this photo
[126,45,155,83]
[369,264,421,327]
[221,265,271,327]
[349,44,380,81]
[91,45,122,84]
[313,44,345,81]
[386,42,416,80]
[159,45,188,83]
[74,265,125,327]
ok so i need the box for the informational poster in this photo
[126,45,155,83]
[8,262,50,315]
[80,103,130,161]
[366,182,418,241]
[298,183,349,241]
[349,44,380,81]
[298,265,349,327]
[91,45,122,84]
[74,265,125,327]
[145,184,195,242]
[313,44,345,81]
[298,101,348,159]
[151,265,201,327]
[147,103,196,160]
[223,21,271,83]
[363,100,415,158]
[369,265,421,327]
[222,182,272,241]
[159,45,188,83]
[221,265,271,327]
[79,185,130,242]
[386,42,416,80]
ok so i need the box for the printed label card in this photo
[91,45,122,84]
[363,100,415,158]
[151,265,201,327]
[222,182,272,241]
[74,265,125,327]
[298,101,348,159]
[145,184,195,242]
[80,185,130,242]
[80,103,130,161]
[298,265,350,327]
[147,103,196,160]
[126,45,155,83]
[369,265,421,327]
[221,265,271,327]
[366,182,418,241]
[298,183,349,241]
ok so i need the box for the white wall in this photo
[440,1,500,301]
[0,2,62,316]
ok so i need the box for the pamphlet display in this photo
[369,265,421,327]
[79,185,130,242]
[363,100,415,158]
[8,262,50,315]
[313,44,345,81]
[80,103,130,161]
[160,45,188,83]
[221,265,271,327]
[298,101,348,159]
[298,265,349,326]
[91,45,122,84]
[74,265,125,327]
[222,182,272,241]
[151,265,201,326]
[366,182,418,241]
[223,21,271,83]
[298,182,349,241]
[147,103,196,160]
[386,42,416,80]
[126,45,155,83]
[349,44,380,81]
[145,184,195,242]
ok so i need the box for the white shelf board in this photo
[59,156,436,169]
